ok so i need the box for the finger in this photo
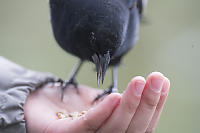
[97,76,146,133]
[146,77,170,133]
[48,93,121,133]
[80,93,121,132]
[126,72,165,133]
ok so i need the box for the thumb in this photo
[79,93,121,132]
[53,93,121,133]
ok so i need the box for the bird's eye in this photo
[129,2,136,10]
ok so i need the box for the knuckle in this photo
[124,97,140,113]
[143,96,158,110]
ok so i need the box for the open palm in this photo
[24,72,170,133]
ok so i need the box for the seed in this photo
[56,112,66,119]
[57,110,88,120]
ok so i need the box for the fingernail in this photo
[134,80,145,96]
[162,77,170,94]
[150,73,164,93]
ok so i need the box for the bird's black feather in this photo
[49,0,146,90]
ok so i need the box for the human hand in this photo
[24,72,170,133]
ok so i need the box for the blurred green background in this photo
[0,0,200,132]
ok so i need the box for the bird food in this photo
[56,111,87,120]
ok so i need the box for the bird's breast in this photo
[50,0,130,61]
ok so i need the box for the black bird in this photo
[49,0,147,101]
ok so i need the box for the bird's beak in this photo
[92,51,110,86]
